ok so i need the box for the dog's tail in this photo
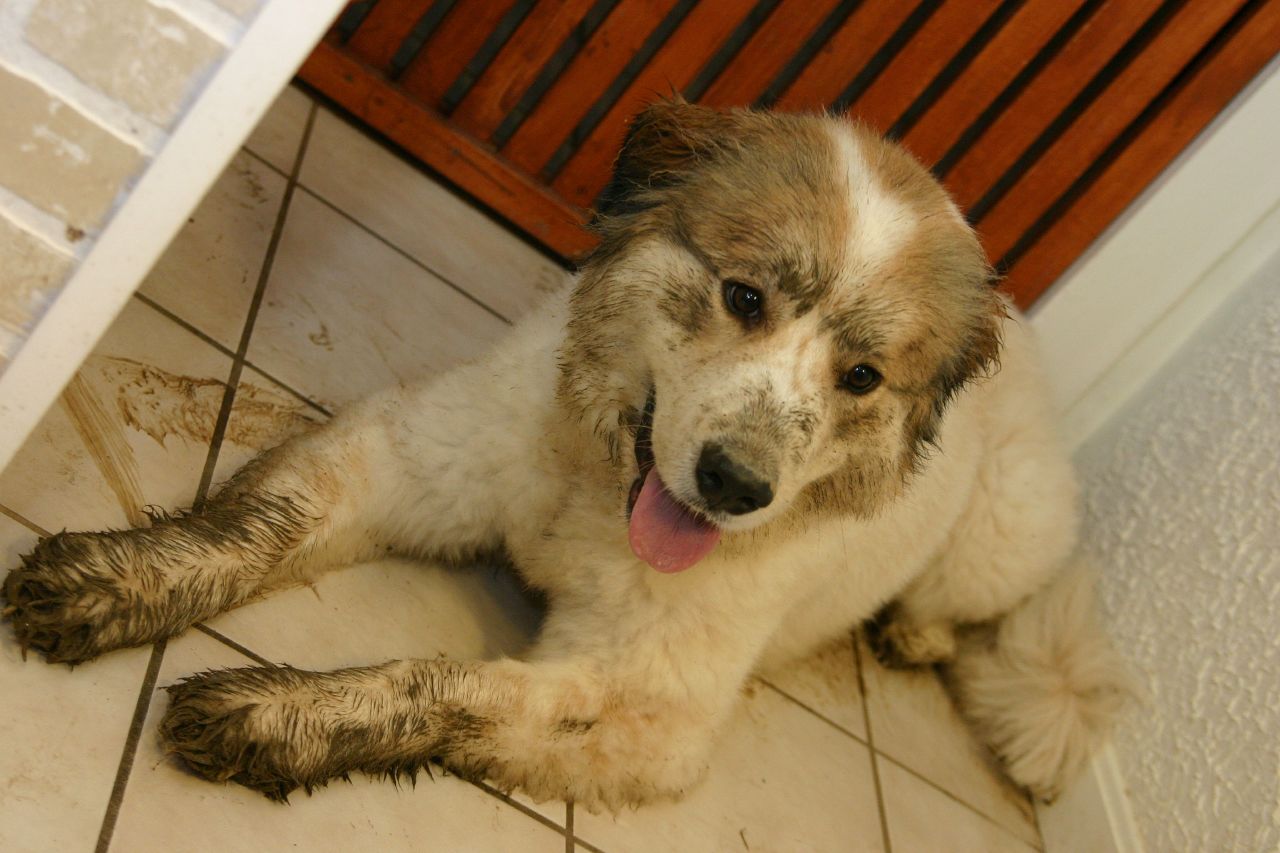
[946,558,1133,801]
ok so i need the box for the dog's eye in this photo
[842,365,882,395]
[723,281,763,321]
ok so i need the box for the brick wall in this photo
[0,0,259,363]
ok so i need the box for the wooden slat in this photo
[773,0,918,110]
[298,41,596,258]
[698,0,843,109]
[899,0,1089,165]
[1001,0,1280,307]
[550,0,757,207]
[344,0,437,72]
[502,0,681,176]
[941,0,1163,209]
[450,0,598,140]
[976,0,1250,263]
[843,0,1004,133]
[397,0,520,109]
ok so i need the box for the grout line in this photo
[240,359,334,418]
[93,638,167,853]
[0,0,166,155]
[873,749,1043,850]
[855,633,1043,850]
[242,144,290,180]
[132,293,236,360]
[296,185,514,326]
[193,623,278,668]
[192,101,318,505]
[758,678,870,746]
[91,102,319,853]
[853,635,894,853]
[565,801,575,853]
[468,779,571,838]
[148,0,245,48]
[132,291,332,420]
[0,502,50,537]
[573,834,607,853]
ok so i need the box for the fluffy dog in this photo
[3,101,1127,808]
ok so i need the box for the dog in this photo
[2,100,1128,810]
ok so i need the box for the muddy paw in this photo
[2,531,148,663]
[161,667,327,802]
[865,606,956,669]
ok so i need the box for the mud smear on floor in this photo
[93,356,321,449]
[60,373,147,526]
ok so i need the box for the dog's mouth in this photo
[625,389,722,574]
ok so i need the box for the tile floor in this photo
[0,86,1043,853]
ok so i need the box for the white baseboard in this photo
[1038,746,1145,853]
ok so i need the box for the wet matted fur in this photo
[3,100,1128,808]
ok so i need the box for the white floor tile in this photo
[300,108,570,322]
[0,299,230,531]
[203,557,541,672]
[574,682,885,853]
[138,150,286,351]
[244,84,311,175]
[247,189,510,410]
[879,760,1039,853]
[109,629,567,853]
[760,634,867,741]
[0,510,153,853]
[857,635,1039,846]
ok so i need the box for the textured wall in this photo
[0,0,263,361]
[1075,263,1280,851]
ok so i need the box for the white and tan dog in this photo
[3,101,1127,809]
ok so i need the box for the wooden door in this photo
[300,0,1280,307]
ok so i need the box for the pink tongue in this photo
[628,471,721,573]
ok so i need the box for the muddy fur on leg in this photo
[160,657,714,811]
[2,490,315,664]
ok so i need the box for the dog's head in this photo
[558,100,1002,572]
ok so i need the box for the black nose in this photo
[695,444,775,515]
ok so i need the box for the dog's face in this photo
[558,101,1001,571]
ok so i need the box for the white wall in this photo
[1027,54,1280,853]
[1075,260,1280,851]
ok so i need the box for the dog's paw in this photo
[865,606,956,669]
[161,666,328,802]
[2,531,150,664]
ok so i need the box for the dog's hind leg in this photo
[160,653,717,810]
[868,395,1081,669]
[2,373,522,664]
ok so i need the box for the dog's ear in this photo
[596,99,742,217]
[910,280,1006,455]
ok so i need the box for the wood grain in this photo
[450,0,599,140]
[397,0,521,108]
[299,42,596,259]
[975,0,1250,263]
[501,0,680,177]
[1001,0,1280,308]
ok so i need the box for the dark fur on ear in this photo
[908,277,1007,459]
[595,98,744,218]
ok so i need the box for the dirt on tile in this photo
[59,372,146,526]
[93,356,320,451]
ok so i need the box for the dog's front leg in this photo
[2,407,401,663]
[162,655,717,810]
